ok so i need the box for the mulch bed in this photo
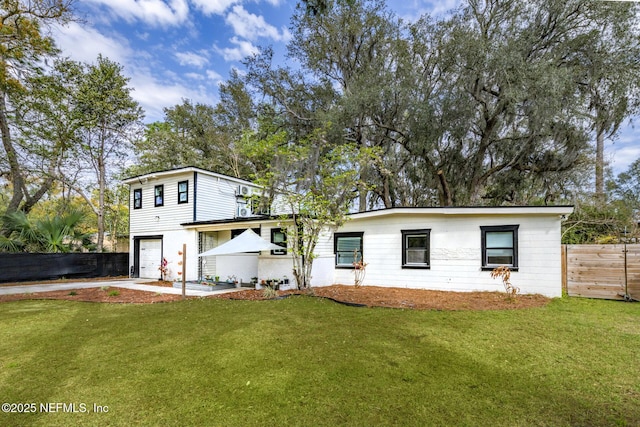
[0,281,550,310]
[211,285,550,311]
[0,286,188,304]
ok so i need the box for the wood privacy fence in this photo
[562,244,640,301]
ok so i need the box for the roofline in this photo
[180,206,573,229]
[347,205,574,219]
[122,166,258,187]
[181,214,295,229]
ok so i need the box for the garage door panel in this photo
[139,239,162,279]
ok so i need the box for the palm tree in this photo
[0,209,94,253]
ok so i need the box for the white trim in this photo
[123,167,258,187]
[348,206,574,219]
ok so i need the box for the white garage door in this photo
[139,239,162,279]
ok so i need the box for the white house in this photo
[124,167,573,297]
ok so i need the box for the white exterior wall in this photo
[129,172,195,235]
[126,169,569,294]
[161,229,199,282]
[255,225,335,287]
[126,168,261,282]
[194,173,259,221]
[327,212,566,297]
[128,172,198,281]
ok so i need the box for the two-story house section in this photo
[123,167,263,280]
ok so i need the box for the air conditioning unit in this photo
[237,206,252,218]
[237,185,252,197]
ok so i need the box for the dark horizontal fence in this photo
[0,253,129,283]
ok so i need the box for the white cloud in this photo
[191,0,239,15]
[215,36,259,61]
[206,69,223,80]
[608,124,640,174]
[175,51,210,68]
[225,5,290,42]
[85,0,189,26]
[393,0,461,22]
[52,22,134,65]
[185,72,204,80]
[128,70,218,122]
[428,0,462,16]
[53,20,218,123]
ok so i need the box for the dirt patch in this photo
[0,282,550,310]
[0,276,130,287]
[210,285,550,311]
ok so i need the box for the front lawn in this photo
[0,296,638,426]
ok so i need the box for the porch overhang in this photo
[180,215,291,232]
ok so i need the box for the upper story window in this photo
[133,188,142,209]
[481,225,519,270]
[178,181,188,204]
[334,232,363,268]
[402,229,430,269]
[270,228,287,255]
[154,185,164,207]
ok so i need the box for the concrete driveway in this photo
[0,278,240,297]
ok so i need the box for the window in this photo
[334,232,363,268]
[133,188,142,209]
[154,185,164,207]
[270,228,287,255]
[178,181,188,204]
[402,229,430,268]
[481,225,519,270]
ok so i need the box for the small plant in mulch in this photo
[262,285,278,299]
[490,266,520,300]
[100,286,110,291]
[352,249,368,288]
[68,291,78,296]
[108,290,120,297]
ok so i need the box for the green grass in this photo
[0,296,638,426]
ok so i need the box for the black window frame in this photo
[270,228,287,256]
[334,232,364,269]
[480,225,519,270]
[133,188,142,210]
[177,180,188,204]
[401,229,431,269]
[154,185,164,207]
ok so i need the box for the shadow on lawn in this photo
[0,301,112,425]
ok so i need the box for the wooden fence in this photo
[562,244,640,301]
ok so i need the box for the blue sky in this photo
[50,0,638,175]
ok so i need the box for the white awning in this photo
[197,229,284,257]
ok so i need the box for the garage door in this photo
[139,239,162,279]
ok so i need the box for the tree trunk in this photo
[437,170,453,206]
[97,145,106,252]
[595,125,605,204]
[0,90,24,215]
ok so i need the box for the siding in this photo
[128,169,261,282]
[129,173,194,234]
[330,213,564,297]
[195,173,260,221]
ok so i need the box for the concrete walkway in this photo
[0,278,242,297]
